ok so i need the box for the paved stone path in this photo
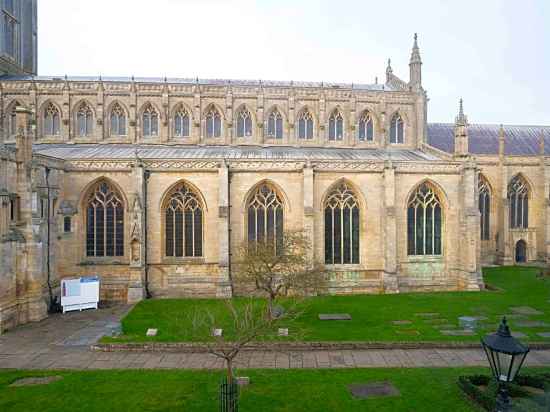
[2,306,550,371]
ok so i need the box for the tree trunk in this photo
[267,293,275,320]
[226,357,234,384]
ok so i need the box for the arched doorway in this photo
[515,240,527,263]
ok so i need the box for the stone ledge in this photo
[91,340,550,353]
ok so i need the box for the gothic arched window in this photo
[324,182,360,264]
[174,106,190,137]
[165,183,203,257]
[236,107,252,137]
[358,111,374,141]
[247,184,284,252]
[390,113,404,144]
[297,109,314,140]
[110,103,126,136]
[6,101,20,136]
[407,183,442,255]
[479,176,491,240]
[142,104,159,137]
[76,102,93,136]
[43,103,60,136]
[267,108,283,139]
[328,110,344,141]
[508,175,529,229]
[205,106,222,138]
[86,181,124,257]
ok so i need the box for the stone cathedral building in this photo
[0,35,549,333]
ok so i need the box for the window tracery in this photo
[205,106,221,138]
[247,184,284,253]
[110,103,126,136]
[390,113,404,144]
[407,183,442,255]
[324,183,360,264]
[297,109,313,140]
[44,102,60,135]
[267,108,283,139]
[165,183,203,257]
[142,103,159,137]
[76,102,93,136]
[358,111,374,141]
[86,181,124,257]
[508,176,529,229]
[236,107,252,137]
[328,110,344,141]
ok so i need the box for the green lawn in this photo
[0,367,515,411]
[108,266,550,343]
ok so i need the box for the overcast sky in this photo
[38,0,549,125]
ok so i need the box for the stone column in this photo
[382,161,398,292]
[303,163,315,263]
[217,161,232,297]
[544,161,550,264]
[15,107,47,322]
[127,160,145,303]
[460,161,482,290]
[498,165,512,264]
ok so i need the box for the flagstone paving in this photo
[1,306,550,371]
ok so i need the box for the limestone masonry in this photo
[1,35,549,333]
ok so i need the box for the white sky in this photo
[38,0,549,125]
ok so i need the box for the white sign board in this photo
[61,276,100,313]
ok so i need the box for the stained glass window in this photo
[165,183,203,257]
[86,181,124,257]
[407,183,442,255]
[324,183,360,264]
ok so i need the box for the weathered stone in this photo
[423,318,449,324]
[415,313,440,318]
[213,328,223,337]
[395,330,420,335]
[10,376,63,386]
[440,329,475,336]
[509,307,544,316]
[236,376,250,386]
[348,382,400,399]
[318,314,352,321]
[515,321,550,328]
[278,328,288,336]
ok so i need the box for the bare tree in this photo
[191,298,303,384]
[232,230,327,319]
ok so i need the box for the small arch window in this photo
[142,104,159,137]
[6,101,20,136]
[110,103,126,136]
[267,108,283,139]
[205,106,222,138]
[324,183,360,264]
[174,106,190,137]
[390,113,404,144]
[297,109,313,140]
[247,184,284,253]
[236,107,252,137]
[328,110,344,141]
[358,112,374,142]
[43,103,60,136]
[479,176,491,240]
[407,183,442,255]
[165,183,203,257]
[76,102,93,136]
[508,176,529,229]
[64,216,72,233]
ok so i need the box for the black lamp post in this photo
[481,317,530,411]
